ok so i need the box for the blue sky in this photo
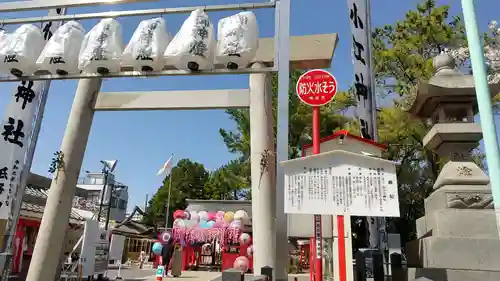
[0,0,498,211]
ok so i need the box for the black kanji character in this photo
[4,55,18,63]
[2,118,25,147]
[0,167,7,180]
[136,55,153,61]
[189,41,208,57]
[196,27,209,40]
[350,3,364,29]
[15,80,36,110]
[237,15,248,25]
[56,8,62,14]
[196,17,209,27]
[49,57,65,64]
[43,21,54,40]
[354,73,369,105]
[14,160,19,165]
[0,183,3,194]
[352,35,366,65]
[360,119,372,140]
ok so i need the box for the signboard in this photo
[296,69,337,106]
[109,234,125,261]
[94,228,110,274]
[281,150,400,217]
[80,220,110,276]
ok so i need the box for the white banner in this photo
[347,0,375,140]
[0,8,65,220]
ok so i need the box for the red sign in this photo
[296,69,338,106]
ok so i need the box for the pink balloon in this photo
[208,212,217,221]
[173,210,185,219]
[213,220,224,228]
[216,211,225,219]
[233,256,250,272]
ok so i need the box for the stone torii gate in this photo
[0,1,338,281]
[33,36,339,281]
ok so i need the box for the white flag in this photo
[157,155,173,176]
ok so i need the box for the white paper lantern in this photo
[216,11,259,70]
[0,24,44,76]
[122,18,169,72]
[164,9,215,71]
[78,18,124,74]
[36,21,85,75]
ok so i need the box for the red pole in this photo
[312,106,322,281]
[337,216,347,281]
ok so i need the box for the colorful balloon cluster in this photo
[172,209,249,230]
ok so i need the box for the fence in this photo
[354,251,406,281]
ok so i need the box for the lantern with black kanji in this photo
[122,18,169,72]
[78,18,124,74]
[164,9,215,71]
[0,24,45,77]
[36,21,86,75]
[216,11,259,70]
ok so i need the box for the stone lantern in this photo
[405,53,500,281]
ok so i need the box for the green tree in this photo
[205,159,250,200]
[148,158,210,227]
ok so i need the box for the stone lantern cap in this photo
[409,53,500,118]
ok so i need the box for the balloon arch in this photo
[155,209,254,272]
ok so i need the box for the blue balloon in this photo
[200,221,209,228]
[206,220,215,228]
[152,242,163,255]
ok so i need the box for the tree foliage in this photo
[147,158,210,227]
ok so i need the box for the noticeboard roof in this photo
[301,130,387,151]
[281,149,393,169]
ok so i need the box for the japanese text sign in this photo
[281,150,400,217]
[296,69,338,106]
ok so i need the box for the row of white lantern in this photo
[0,9,259,76]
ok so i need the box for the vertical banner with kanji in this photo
[0,7,66,235]
[347,0,387,251]
[347,0,375,140]
[0,8,66,279]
